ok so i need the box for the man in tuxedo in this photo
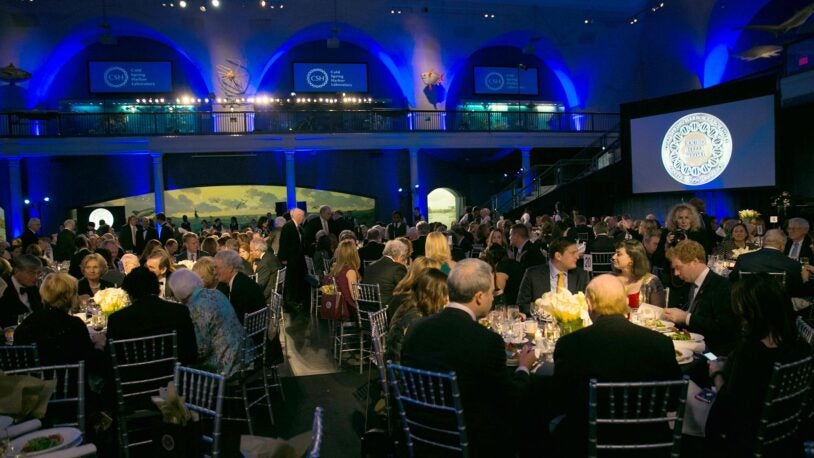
[451,227,473,261]
[175,232,210,263]
[547,274,681,457]
[21,218,41,252]
[303,205,336,256]
[250,238,282,301]
[108,267,198,364]
[516,237,589,315]
[363,240,408,312]
[663,240,738,355]
[118,216,142,254]
[155,213,175,246]
[55,219,76,262]
[358,227,385,263]
[145,249,175,300]
[0,255,44,328]
[68,235,91,279]
[385,211,407,241]
[401,259,536,458]
[411,221,430,259]
[276,208,306,312]
[588,220,616,253]
[509,224,546,273]
[214,250,265,322]
[731,229,805,297]
[784,217,813,261]
[137,217,159,255]
[571,214,594,243]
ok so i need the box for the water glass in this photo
[507,305,520,322]
[544,321,560,344]
[800,257,810,267]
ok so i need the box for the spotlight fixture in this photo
[211,0,219,6]
[24,198,30,205]
[179,0,186,7]
[43,197,50,202]
[200,4,206,11]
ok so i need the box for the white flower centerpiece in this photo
[730,247,757,259]
[738,209,761,224]
[534,289,591,335]
[93,287,130,317]
[176,259,195,270]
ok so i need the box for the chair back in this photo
[588,376,689,458]
[174,364,225,457]
[322,258,332,274]
[108,332,178,412]
[369,309,390,430]
[797,317,814,348]
[305,256,316,276]
[387,362,469,457]
[306,406,324,458]
[739,271,787,288]
[754,355,814,457]
[356,283,383,312]
[470,244,484,259]
[586,252,614,276]
[268,291,284,341]
[274,267,287,294]
[0,344,39,371]
[6,362,85,433]
[242,306,270,372]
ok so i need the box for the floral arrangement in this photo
[534,289,590,334]
[320,283,337,295]
[176,259,195,270]
[738,209,761,221]
[93,287,130,316]
[730,247,757,259]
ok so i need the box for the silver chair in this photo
[306,406,324,458]
[0,344,39,371]
[267,291,286,400]
[322,258,332,274]
[6,361,85,434]
[355,283,383,374]
[739,271,787,288]
[108,332,178,457]
[387,362,469,457]
[174,364,225,458]
[754,355,814,457]
[305,256,321,316]
[588,376,689,458]
[585,252,614,277]
[797,316,814,348]
[365,308,390,432]
[470,244,484,259]
[274,266,287,296]
[223,306,274,434]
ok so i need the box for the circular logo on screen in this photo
[306,68,329,89]
[661,112,732,186]
[88,208,115,228]
[484,72,505,91]
[103,66,129,88]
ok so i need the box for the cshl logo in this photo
[104,66,129,88]
[306,68,329,89]
[484,72,505,91]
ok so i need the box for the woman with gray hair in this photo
[168,268,248,378]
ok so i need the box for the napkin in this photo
[0,419,41,439]
[0,374,56,420]
[240,432,311,458]
[38,443,97,458]
[682,380,711,437]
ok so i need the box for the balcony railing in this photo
[0,110,619,137]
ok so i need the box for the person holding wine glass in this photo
[611,240,665,307]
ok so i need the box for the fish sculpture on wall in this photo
[734,44,783,61]
[737,2,814,35]
[421,69,446,109]
[0,63,32,84]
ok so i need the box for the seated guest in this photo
[176,232,209,263]
[389,256,442,312]
[108,267,198,364]
[716,222,757,259]
[363,240,409,314]
[705,274,810,457]
[509,223,546,272]
[313,232,335,278]
[516,238,589,316]
[425,232,456,274]
[358,227,385,264]
[663,240,738,355]
[587,220,616,253]
[482,245,522,306]
[145,249,175,299]
[611,240,666,306]
[168,269,248,379]
[548,274,681,457]
[326,239,361,314]
[250,238,281,301]
[0,255,44,328]
[68,235,91,279]
[237,242,254,276]
[200,237,220,261]
[139,239,163,265]
[164,239,179,258]
[120,253,140,275]
[730,229,804,297]
[77,253,114,298]
[401,259,535,458]
[784,217,812,261]
[15,273,105,365]
[484,228,507,251]
[192,257,218,289]
[214,250,265,322]
[410,222,429,259]
[653,202,711,271]
[385,268,447,363]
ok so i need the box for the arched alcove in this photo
[428,188,463,226]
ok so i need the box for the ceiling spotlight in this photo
[43,197,50,202]
[24,198,31,205]
[260,0,265,6]
[211,0,220,6]
[179,0,187,7]
[584,19,589,24]
[200,4,206,11]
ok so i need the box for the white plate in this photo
[639,319,675,331]
[504,337,528,345]
[668,331,704,343]
[10,427,81,456]
[0,416,12,430]
[675,348,694,365]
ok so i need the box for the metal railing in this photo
[0,110,619,137]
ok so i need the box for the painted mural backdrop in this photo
[0,208,6,242]
[88,185,375,229]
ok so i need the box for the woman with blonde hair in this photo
[425,232,456,274]
[77,252,113,298]
[386,268,448,362]
[329,239,361,313]
[389,256,443,311]
[192,256,218,289]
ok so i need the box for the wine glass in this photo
[544,320,560,345]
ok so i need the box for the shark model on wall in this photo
[737,2,814,35]
[734,44,783,61]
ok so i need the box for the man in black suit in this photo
[358,227,385,263]
[250,238,282,301]
[155,213,175,246]
[571,214,594,243]
[784,217,813,262]
[175,232,210,263]
[68,235,91,279]
[55,219,76,262]
[21,218,42,252]
[0,255,44,328]
[509,223,546,273]
[663,240,738,355]
[214,250,265,322]
[411,221,430,259]
[108,267,198,364]
[303,205,337,256]
[385,211,407,240]
[278,208,306,312]
[363,240,408,312]
[587,220,616,253]
[401,259,536,458]
[451,226,473,261]
[137,216,159,255]
[516,238,589,315]
[731,229,804,296]
[118,216,143,254]
[547,274,682,457]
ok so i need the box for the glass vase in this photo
[559,320,583,336]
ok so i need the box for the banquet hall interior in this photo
[1,0,814,456]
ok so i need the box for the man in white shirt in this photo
[0,255,43,327]
[784,217,812,261]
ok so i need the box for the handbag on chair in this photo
[319,277,350,321]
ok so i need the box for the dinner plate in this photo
[668,332,704,343]
[675,348,694,365]
[640,319,675,332]
[504,337,528,345]
[0,416,12,429]
[10,427,81,456]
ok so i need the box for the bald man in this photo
[547,274,681,456]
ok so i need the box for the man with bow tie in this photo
[0,255,44,328]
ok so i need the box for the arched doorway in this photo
[427,188,463,227]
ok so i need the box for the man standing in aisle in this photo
[278,208,306,314]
